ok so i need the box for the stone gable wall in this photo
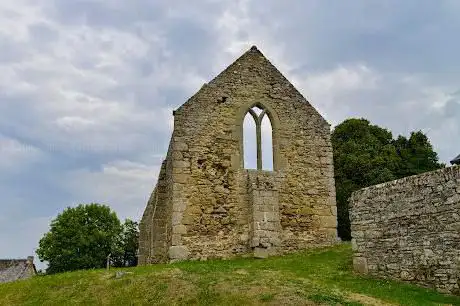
[139,47,337,264]
[350,166,460,294]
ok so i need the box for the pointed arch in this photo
[243,111,257,169]
[261,114,273,171]
[235,102,280,171]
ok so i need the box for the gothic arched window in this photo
[243,105,274,171]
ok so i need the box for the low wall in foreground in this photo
[350,166,460,294]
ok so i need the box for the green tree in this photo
[332,119,444,240]
[393,131,444,177]
[37,203,122,274]
[111,219,139,267]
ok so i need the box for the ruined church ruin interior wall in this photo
[350,165,460,294]
[139,47,337,264]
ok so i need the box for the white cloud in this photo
[0,215,51,271]
[0,1,46,41]
[212,0,292,74]
[0,1,182,153]
[0,0,460,262]
[60,159,161,220]
[287,64,380,126]
[0,135,43,172]
[300,64,379,94]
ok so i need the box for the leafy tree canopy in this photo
[332,118,445,240]
[37,203,123,274]
[111,219,139,268]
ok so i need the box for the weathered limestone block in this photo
[353,257,368,274]
[318,215,337,228]
[254,247,270,259]
[168,246,190,261]
[350,165,460,295]
[139,46,338,265]
[172,225,187,235]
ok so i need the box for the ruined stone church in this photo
[139,46,337,264]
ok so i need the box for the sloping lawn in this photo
[0,243,458,305]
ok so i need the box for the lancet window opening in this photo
[243,105,274,171]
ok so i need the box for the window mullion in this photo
[256,118,262,170]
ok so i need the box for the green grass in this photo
[0,243,458,305]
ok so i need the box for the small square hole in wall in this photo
[217,96,228,103]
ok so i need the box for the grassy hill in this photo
[0,244,458,306]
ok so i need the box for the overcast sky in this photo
[1,0,459,266]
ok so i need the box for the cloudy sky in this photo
[1,0,459,265]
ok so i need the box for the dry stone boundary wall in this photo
[350,165,460,294]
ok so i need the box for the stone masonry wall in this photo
[350,165,460,294]
[0,257,36,283]
[139,46,338,264]
[247,170,282,258]
[139,141,175,264]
